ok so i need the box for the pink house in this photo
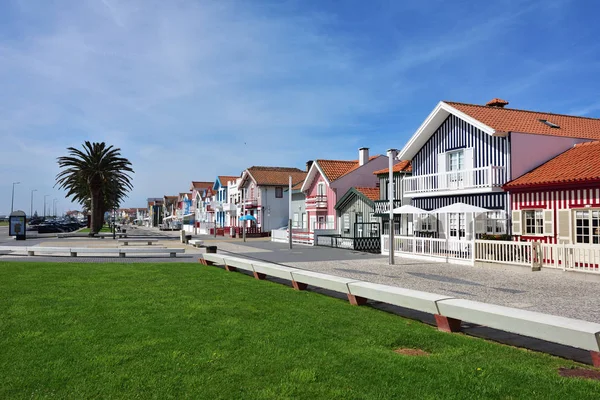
[300,148,389,233]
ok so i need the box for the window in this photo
[356,213,363,237]
[275,187,283,198]
[485,211,506,234]
[419,214,433,232]
[383,219,400,235]
[317,182,325,196]
[539,119,560,129]
[574,210,600,244]
[326,215,335,230]
[449,213,465,238]
[343,213,350,233]
[302,213,307,229]
[293,212,299,228]
[447,150,464,171]
[524,210,543,235]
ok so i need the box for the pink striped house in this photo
[300,148,389,233]
[504,141,600,245]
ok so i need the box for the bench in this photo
[118,238,158,246]
[290,270,359,296]
[95,233,127,239]
[347,281,453,310]
[26,247,73,256]
[435,298,600,364]
[189,239,204,248]
[117,248,185,258]
[0,250,12,256]
[222,256,255,274]
[251,262,297,281]
[199,253,226,266]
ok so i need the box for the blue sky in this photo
[1,0,599,215]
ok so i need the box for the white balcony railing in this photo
[305,195,327,209]
[243,198,258,208]
[403,166,506,196]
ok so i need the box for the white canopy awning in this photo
[428,202,492,214]
[163,215,175,220]
[392,205,427,214]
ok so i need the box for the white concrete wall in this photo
[331,155,390,199]
[259,186,291,231]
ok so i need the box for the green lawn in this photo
[0,262,598,399]
[79,225,112,233]
[0,221,8,226]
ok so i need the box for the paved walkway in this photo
[214,240,600,323]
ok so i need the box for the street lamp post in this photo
[11,182,21,214]
[53,199,57,217]
[43,195,50,219]
[387,149,398,265]
[30,189,37,218]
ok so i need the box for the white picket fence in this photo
[540,243,600,274]
[382,235,472,264]
[270,229,314,245]
[474,240,533,267]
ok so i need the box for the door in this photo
[356,213,363,237]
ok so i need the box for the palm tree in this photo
[55,142,134,234]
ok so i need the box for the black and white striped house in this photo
[397,97,600,241]
[398,99,511,240]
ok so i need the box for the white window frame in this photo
[419,213,434,232]
[485,211,506,234]
[343,213,350,234]
[523,209,544,235]
[448,212,466,239]
[573,209,600,245]
[293,212,299,228]
[447,149,465,172]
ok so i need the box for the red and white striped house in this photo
[504,141,600,245]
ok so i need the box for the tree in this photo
[55,142,134,234]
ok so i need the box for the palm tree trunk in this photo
[90,188,103,235]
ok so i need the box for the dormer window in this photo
[539,119,560,128]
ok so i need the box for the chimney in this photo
[486,98,509,108]
[359,147,369,166]
[306,160,313,172]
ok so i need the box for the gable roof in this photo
[399,100,600,160]
[300,156,381,192]
[217,176,240,186]
[447,101,600,140]
[355,187,380,201]
[373,160,412,175]
[503,141,600,189]
[242,166,307,187]
[334,186,378,210]
[190,181,213,191]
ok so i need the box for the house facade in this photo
[212,176,240,228]
[504,141,600,245]
[226,177,242,228]
[300,148,389,234]
[398,98,600,242]
[335,187,380,238]
[238,166,307,232]
[373,160,412,236]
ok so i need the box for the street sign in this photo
[9,210,26,240]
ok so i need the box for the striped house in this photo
[504,141,600,245]
[398,98,600,241]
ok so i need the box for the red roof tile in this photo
[504,141,600,188]
[246,166,307,186]
[446,101,600,140]
[373,160,412,175]
[191,181,213,190]
[355,187,380,201]
[317,156,380,182]
[218,176,240,185]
